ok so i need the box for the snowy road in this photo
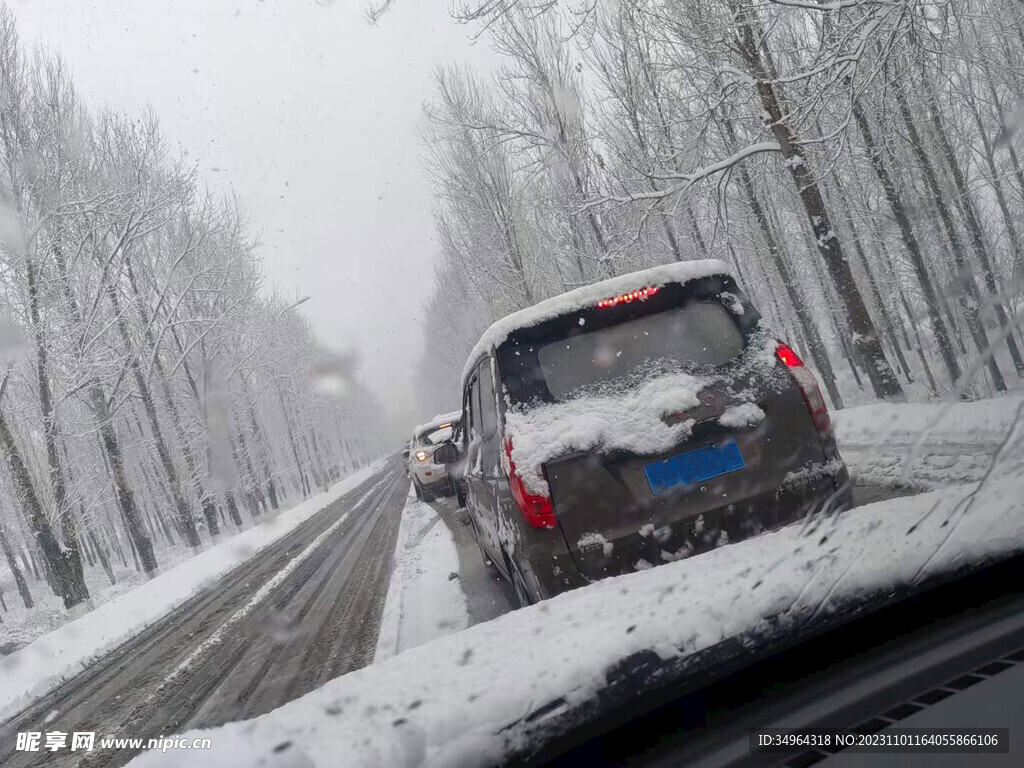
[0,459,409,768]
[0,450,952,768]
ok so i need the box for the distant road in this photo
[0,459,408,768]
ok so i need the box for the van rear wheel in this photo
[510,564,533,608]
[468,515,495,571]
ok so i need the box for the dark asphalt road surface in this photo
[0,459,409,768]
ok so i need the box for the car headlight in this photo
[415,451,429,462]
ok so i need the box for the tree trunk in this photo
[78,512,96,569]
[900,291,939,394]
[88,528,116,586]
[733,12,902,399]
[124,261,220,540]
[683,201,709,259]
[718,114,844,407]
[834,194,914,383]
[990,35,1024,209]
[241,388,280,510]
[96,397,158,573]
[276,382,310,498]
[307,427,331,492]
[24,257,89,607]
[230,428,263,518]
[869,218,940,394]
[106,520,128,569]
[0,395,82,609]
[22,547,38,581]
[103,278,201,549]
[964,76,1024,284]
[0,520,33,609]
[851,95,964,386]
[224,492,244,528]
[894,81,1006,392]
[920,68,1024,376]
[51,243,156,573]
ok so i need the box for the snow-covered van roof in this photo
[412,410,462,439]
[461,258,733,384]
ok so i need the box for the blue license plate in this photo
[644,441,745,496]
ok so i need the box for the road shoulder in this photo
[432,500,516,625]
[374,489,470,662]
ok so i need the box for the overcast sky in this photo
[11,0,494,436]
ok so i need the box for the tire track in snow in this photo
[0,461,407,768]
[94,475,393,748]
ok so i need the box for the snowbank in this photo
[0,459,388,721]
[374,488,469,662]
[833,395,1024,447]
[834,396,1024,488]
[462,259,732,383]
[129,450,1024,768]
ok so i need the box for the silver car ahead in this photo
[407,411,461,501]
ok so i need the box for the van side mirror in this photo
[433,441,459,465]
[401,448,410,459]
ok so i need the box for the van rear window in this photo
[502,300,744,404]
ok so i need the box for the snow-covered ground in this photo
[0,532,202,655]
[834,395,1023,446]
[834,395,1024,488]
[130,452,1024,768]
[374,487,469,662]
[0,460,387,722]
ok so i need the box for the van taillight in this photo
[503,438,557,530]
[775,343,831,434]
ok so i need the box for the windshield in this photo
[534,300,744,401]
[2,2,1023,768]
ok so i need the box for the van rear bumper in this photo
[528,464,852,598]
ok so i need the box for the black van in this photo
[435,262,851,605]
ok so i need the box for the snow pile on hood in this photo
[504,372,706,495]
[130,468,1024,768]
[462,259,732,384]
